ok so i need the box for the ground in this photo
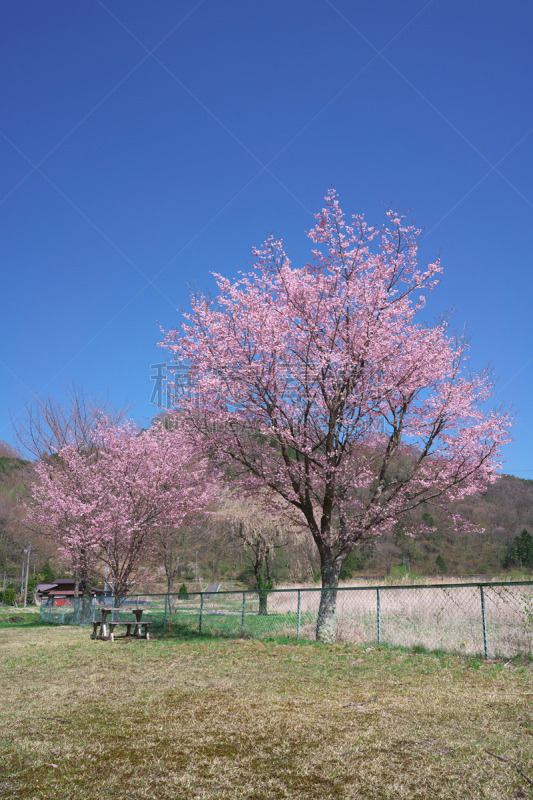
[0,609,532,799]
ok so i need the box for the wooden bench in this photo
[91,619,151,641]
[108,621,151,641]
[91,608,151,641]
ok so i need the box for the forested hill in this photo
[0,441,30,483]
[0,440,24,458]
[0,456,29,480]
[0,445,33,577]
[366,474,533,577]
[457,474,533,536]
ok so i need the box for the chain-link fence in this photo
[40,581,533,658]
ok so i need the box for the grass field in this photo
[1,608,533,799]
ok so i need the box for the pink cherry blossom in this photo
[160,190,512,640]
[29,416,215,597]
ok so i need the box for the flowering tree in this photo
[159,190,512,641]
[29,417,214,599]
[12,380,129,460]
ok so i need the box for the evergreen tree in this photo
[503,529,533,569]
[435,554,447,573]
[41,562,55,583]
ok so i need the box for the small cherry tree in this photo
[160,191,512,641]
[29,417,214,599]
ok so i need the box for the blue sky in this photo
[1,0,532,476]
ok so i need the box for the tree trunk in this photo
[258,587,268,615]
[76,554,93,624]
[254,555,272,616]
[254,563,268,616]
[73,570,80,624]
[316,549,344,643]
[166,573,175,615]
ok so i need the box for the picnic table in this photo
[91,608,151,642]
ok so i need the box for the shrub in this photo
[388,565,407,581]
[339,550,365,580]
[436,554,448,574]
[387,566,420,584]
[2,587,17,606]
[178,583,189,599]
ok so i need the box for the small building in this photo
[34,583,58,603]
[35,579,82,606]
[35,579,111,606]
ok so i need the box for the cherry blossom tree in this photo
[13,383,130,601]
[159,190,512,641]
[12,380,129,460]
[28,417,215,600]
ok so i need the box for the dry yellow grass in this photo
[1,623,533,799]
[266,581,533,656]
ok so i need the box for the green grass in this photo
[42,604,316,640]
[0,605,43,629]
[1,622,533,799]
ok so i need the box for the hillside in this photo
[0,453,35,578]
[0,456,30,481]
[356,474,533,577]
[0,441,29,484]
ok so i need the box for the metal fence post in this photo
[199,592,204,633]
[297,590,301,640]
[377,588,381,645]
[241,591,246,636]
[163,594,168,631]
[480,585,489,659]
[49,600,52,623]
[61,602,66,624]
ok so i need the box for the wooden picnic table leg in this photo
[100,608,111,639]
[132,609,143,637]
